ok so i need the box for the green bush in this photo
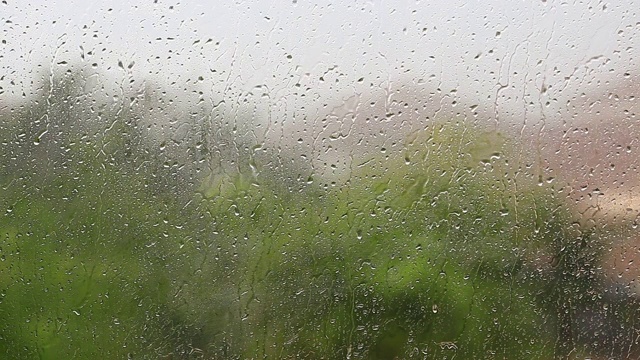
[0,68,618,359]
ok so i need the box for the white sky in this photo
[1,0,639,142]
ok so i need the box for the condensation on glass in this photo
[0,1,639,358]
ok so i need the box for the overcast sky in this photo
[1,0,639,132]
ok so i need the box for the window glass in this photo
[1,1,639,358]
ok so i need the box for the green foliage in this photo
[0,68,629,359]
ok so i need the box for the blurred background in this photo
[1,1,639,358]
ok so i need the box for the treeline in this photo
[0,66,638,359]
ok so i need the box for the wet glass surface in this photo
[1,1,640,358]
